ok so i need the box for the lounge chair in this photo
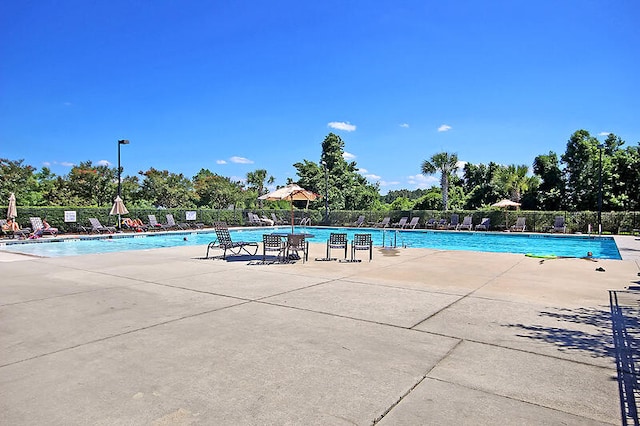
[549,216,566,233]
[351,233,373,262]
[393,217,408,228]
[148,214,171,230]
[458,216,473,231]
[262,234,286,262]
[271,213,286,225]
[166,214,189,230]
[435,218,448,229]
[122,218,148,232]
[447,214,460,230]
[88,218,116,234]
[405,217,420,229]
[510,217,526,232]
[287,234,309,262]
[1,219,30,239]
[373,217,390,228]
[352,215,365,227]
[475,218,491,231]
[424,218,437,229]
[326,232,348,260]
[29,217,58,236]
[206,222,259,259]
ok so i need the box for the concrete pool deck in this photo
[1,238,640,424]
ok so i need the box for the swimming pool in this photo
[0,226,622,259]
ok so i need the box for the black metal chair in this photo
[351,233,373,262]
[287,234,309,262]
[326,232,348,260]
[263,234,286,262]
[206,222,259,259]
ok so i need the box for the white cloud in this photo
[343,151,356,161]
[598,132,611,136]
[407,174,438,189]
[379,180,400,187]
[364,173,381,180]
[438,124,452,132]
[42,161,51,167]
[96,160,111,167]
[400,123,409,128]
[230,156,254,164]
[60,161,75,167]
[216,160,227,165]
[357,168,368,173]
[328,121,356,132]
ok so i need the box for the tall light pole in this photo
[322,160,328,225]
[597,143,603,235]
[117,139,129,230]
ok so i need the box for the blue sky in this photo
[2,1,638,194]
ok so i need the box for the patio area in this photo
[1,240,639,424]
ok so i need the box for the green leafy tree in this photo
[67,161,117,206]
[420,152,459,210]
[192,168,243,209]
[0,158,39,205]
[294,133,379,211]
[532,152,564,210]
[139,168,194,208]
[560,130,604,211]
[413,187,442,210]
[461,162,500,209]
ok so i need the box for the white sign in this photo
[185,211,197,221]
[64,211,77,222]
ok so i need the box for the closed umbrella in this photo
[258,184,320,233]
[109,196,129,230]
[7,193,17,220]
[491,199,521,230]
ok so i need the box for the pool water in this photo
[0,226,621,259]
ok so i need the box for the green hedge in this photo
[4,206,639,234]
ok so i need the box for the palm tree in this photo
[246,169,275,207]
[493,164,530,202]
[421,152,459,210]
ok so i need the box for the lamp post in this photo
[322,160,328,225]
[597,143,603,235]
[117,139,129,230]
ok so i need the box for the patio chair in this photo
[373,217,390,228]
[287,234,309,262]
[352,215,365,227]
[88,218,116,234]
[510,217,526,232]
[1,219,30,239]
[424,218,437,229]
[29,217,58,236]
[447,214,460,230]
[549,216,566,233]
[393,217,408,228]
[326,232,348,260]
[262,234,286,262]
[148,214,171,230]
[435,218,448,229]
[206,222,259,259]
[271,213,286,225]
[351,233,373,262]
[405,217,420,229]
[166,214,189,230]
[475,217,491,231]
[458,216,473,231]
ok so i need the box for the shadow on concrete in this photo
[505,306,618,359]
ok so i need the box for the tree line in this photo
[1,130,638,213]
